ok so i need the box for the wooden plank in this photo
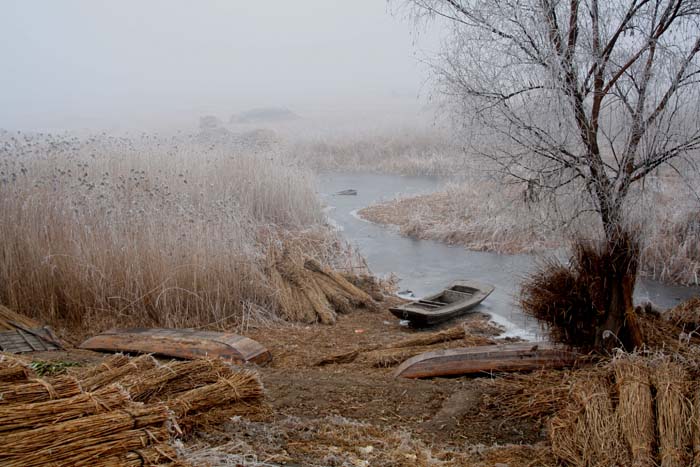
[393,342,580,379]
[80,328,271,365]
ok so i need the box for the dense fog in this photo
[0,1,439,131]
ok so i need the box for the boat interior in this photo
[413,286,476,310]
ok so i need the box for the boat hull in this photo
[389,280,494,326]
[80,328,271,364]
[394,342,580,378]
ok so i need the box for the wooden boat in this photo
[80,328,271,365]
[389,280,495,326]
[394,342,580,379]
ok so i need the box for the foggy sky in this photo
[0,1,437,131]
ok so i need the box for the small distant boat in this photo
[335,189,357,196]
[80,328,271,365]
[389,280,495,326]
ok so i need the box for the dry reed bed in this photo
[358,174,700,285]
[0,352,265,466]
[0,132,369,338]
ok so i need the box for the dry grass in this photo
[183,414,555,467]
[0,132,365,338]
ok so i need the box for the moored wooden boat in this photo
[80,328,271,364]
[394,342,580,379]
[389,280,495,326]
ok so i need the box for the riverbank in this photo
[358,182,700,286]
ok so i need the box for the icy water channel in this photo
[318,172,700,341]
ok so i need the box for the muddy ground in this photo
[29,305,552,466]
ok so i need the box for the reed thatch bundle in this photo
[550,373,629,467]
[93,444,184,467]
[169,370,263,420]
[314,275,354,314]
[0,304,41,331]
[613,356,655,467]
[0,384,130,432]
[72,353,130,380]
[653,359,692,467]
[0,403,171,458]
[693,388,700,467]
[304,258,377,310]
[342,273,386,302]
[2,426,170,467]
[266,250,380,324]
[119,358,232,402]
[80,354,158,391]
[0,375,82,404]
[0,354,34,382]
[0,365,33,382]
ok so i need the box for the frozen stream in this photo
[318,172,700,340]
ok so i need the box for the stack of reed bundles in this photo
[548,353,700,467]
[266,247,380,324]
[0,353,265,466]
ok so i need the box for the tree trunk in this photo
[593,227,643,352]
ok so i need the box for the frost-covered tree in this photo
[399,0,700,348]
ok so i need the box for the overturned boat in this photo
[80,328,271,364]
[389,280,495,326]
[394,342,581,379]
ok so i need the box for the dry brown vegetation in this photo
[0,132,370,339]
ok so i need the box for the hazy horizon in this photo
[0,1,440,132]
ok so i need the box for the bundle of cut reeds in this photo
[119,358,228,402]
[94,444,181,467]
[266,248,380,324]
[0,375,81,404]
[71,353,130,380]
[550,373,629,467]
[613,356,655,467]
[0,403,172,460]
[653,359,692,467]
[0,354,34,382]
[170,370,263,420]
[80,354,158,391]
[0,384,130,432]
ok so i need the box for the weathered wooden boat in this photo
[394,342,580,379]
[80,328,271,364]
[389,280,495,326]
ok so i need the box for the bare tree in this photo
[399,0,700,348]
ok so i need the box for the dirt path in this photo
[26,305,549,466]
